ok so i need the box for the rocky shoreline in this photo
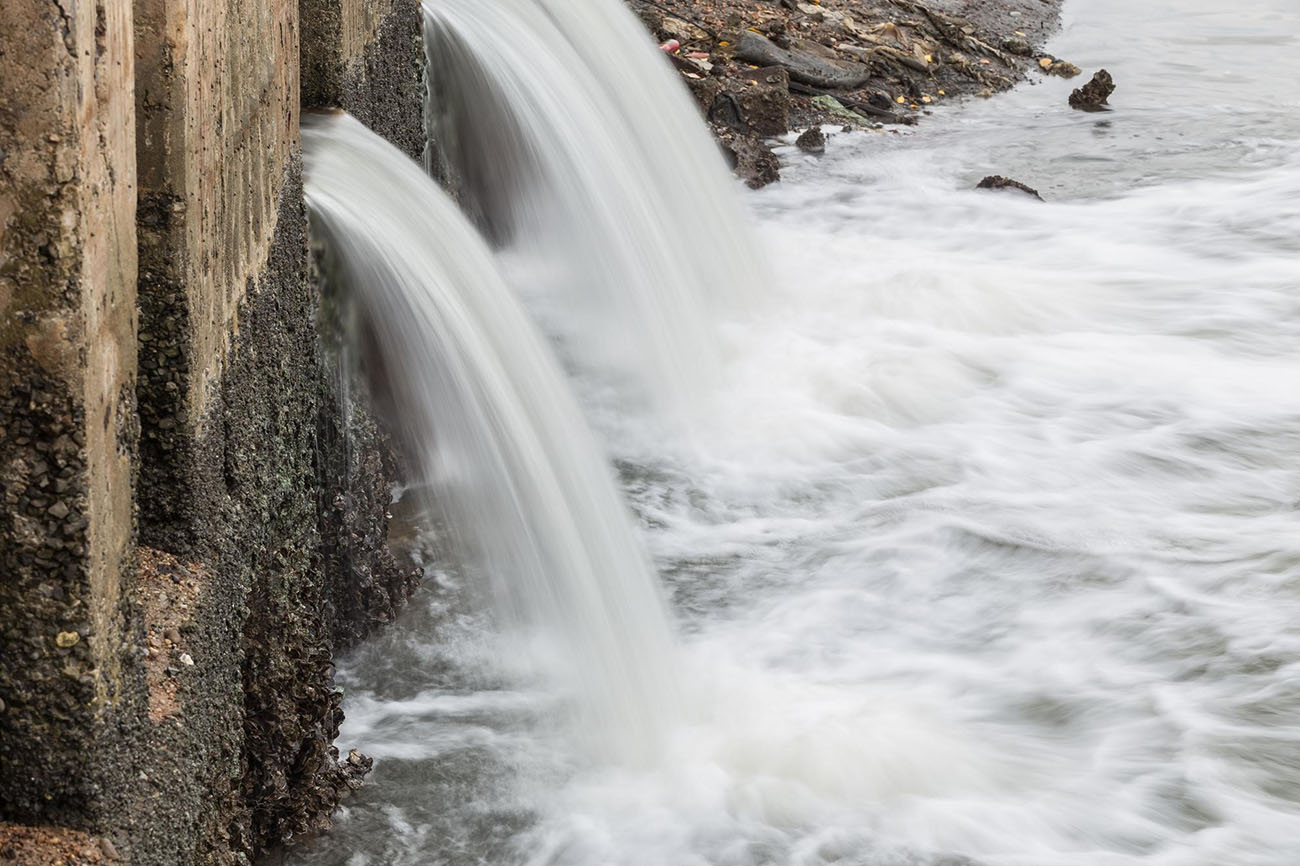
[630,0,1067,186]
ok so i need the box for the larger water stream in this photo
[289,1,1300,864]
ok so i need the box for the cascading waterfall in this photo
[286,2,1300,864]
[302,112,680,765]
[421,0,769,415]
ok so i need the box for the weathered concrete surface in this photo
[1,0,423,860]
[134,0,300,553]
[125,0,419,861]
[299,0,427,646]
[0,0,141,829]
[301,0,426,159]
[121,164,379,862]
[298,0,427,639]
[302,0,394,106]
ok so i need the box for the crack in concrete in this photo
[50,0,75,56]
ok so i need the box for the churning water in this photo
[289,0,1300,865]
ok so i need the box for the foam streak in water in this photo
[303,113,679,765]
[422,0,769,414]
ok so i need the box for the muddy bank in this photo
[629,0,1065,186]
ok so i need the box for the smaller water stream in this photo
[422,0,769,416]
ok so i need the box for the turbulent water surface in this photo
[286,1,1300,864]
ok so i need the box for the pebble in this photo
[179,652,194,667]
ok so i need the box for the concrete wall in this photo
[134,0,299,547]
[0,0,425,861]
[0,0,141,827]
[302,0,426,159]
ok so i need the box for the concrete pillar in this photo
[134,0,299,552]
[301,0,395,105]
[1,0,418,858]
[0,0,140,826]
[300,0,425,159]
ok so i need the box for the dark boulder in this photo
[720,133,781,189]
[976,175,1044,201]
[735,30,872,90]
[1069,69,1115,111]
[795,127,826,155]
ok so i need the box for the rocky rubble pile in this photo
[629,0,1068,186]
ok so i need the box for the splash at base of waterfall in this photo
[304,113,680,767]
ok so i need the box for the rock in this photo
[976,175,1044,201]
[660,16,709,45]
[796,2,824,21]
[46,501,70,519]
[700,68,789,137]
[821,10,846,28]
[795,127,826,155]
[810,94,866,123]
[839,13,865,38]
[56,630,80,648]
[1001,36,1034,57]
[789,37,841,62]
[719,133,781,189]
[99,838,121,861]
[1069,69,1115,111]
[735,30,872,90]
[340,749,374,793]
[164,627,182,644]
[1038,55,1082,78]
[736,67,791,136]
[179,652,195,666]
[708,90,745,128]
